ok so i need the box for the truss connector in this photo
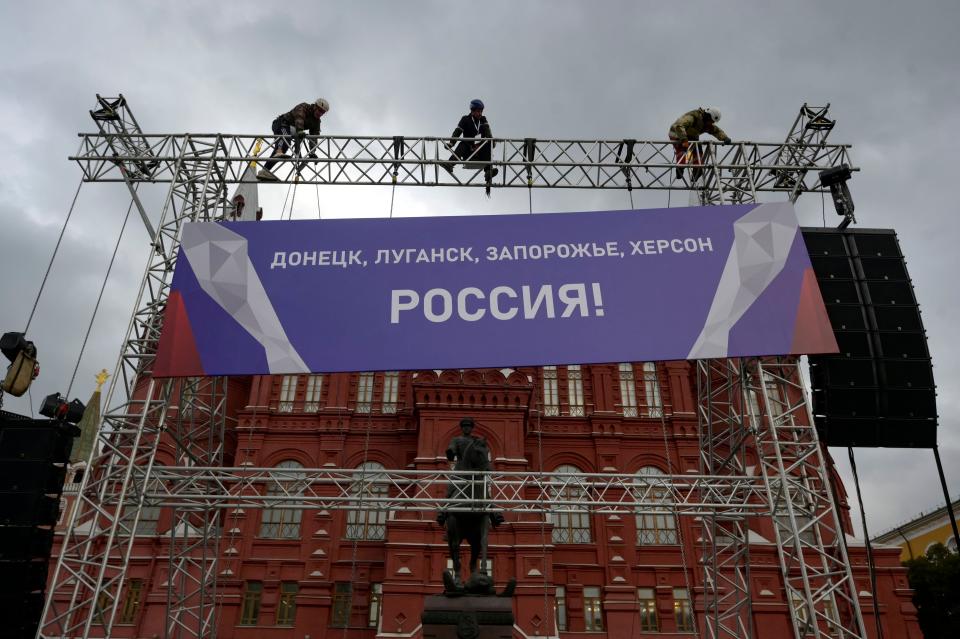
[392,135,405,184]
[90,95,125,122]
[617,139,637,189]
[802,104,835,133]
[523,138,537,186]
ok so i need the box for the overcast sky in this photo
[1,1,957,540]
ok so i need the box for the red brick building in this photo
[55,363,921,638]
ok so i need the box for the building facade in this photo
[873,498,960,562]
[55,363,922,638]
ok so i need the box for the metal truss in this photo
[129,467,769,515]
[750,358,866,639]
[165,377,229,639]
[698,359,756,639]
[695,103,838,206]
[41,97,231,639]
[42,97,864,639]
[70,131,854,193]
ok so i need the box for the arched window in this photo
[346,462,388,540]
[550,465,591,544]
[635,466,677,544]
[259,460,304,539]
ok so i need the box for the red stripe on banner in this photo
[154,290,205,377]
[791,267,839,354]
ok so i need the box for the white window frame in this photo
[356,372,374,413]
[642,362,664,417]
[543,366,559,416]
[567,365,585,416]
[619,363,638,417]
[279,375,297,413]
[304,375,323,412]
[382,371,399,414]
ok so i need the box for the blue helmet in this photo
[469,99,485,111]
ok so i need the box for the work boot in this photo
[675,166,684,180]
[436,512,448,526]
[441,162,455,177]
[257,168,280,181]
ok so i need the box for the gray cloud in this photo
[1,0,957,539]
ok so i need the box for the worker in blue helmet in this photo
[441,99,498,181]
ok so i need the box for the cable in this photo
[342,390,374,637]
[24,178,84,334]
[65,198,135,399]
[848,447,885,639]
[287,176,300,221]
[389,183,397,219]
[532,369,552,636]
[315,184,322,219]
[821,188,827,227]
[279,182,293,222]
[628,190,635,210]
[654,366,701,639]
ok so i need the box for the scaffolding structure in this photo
[39,96,865,639]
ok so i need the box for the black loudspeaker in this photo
[803,228,937,448]
[0,413,78,636]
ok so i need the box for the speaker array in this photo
[0,411,77,636]
[803,228,937,448]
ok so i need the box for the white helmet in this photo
[702,107,721,122]
[314,97,330,113]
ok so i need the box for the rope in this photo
[628,190,635,210]
[287,176,300,221]
[279,182,293,222]
[24,178,84,334]
[533,369,551,635]
[654,366,700,639]
[316,184,322,219]
[65,197,134,399]
[528,187,533,215]
[821,189,827,227]
[389,182,397,219]
[342,388,374,637]
[848,448,885,639]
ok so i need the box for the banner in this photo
[154,203,837,376]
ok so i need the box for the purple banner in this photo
[154,203,837,376]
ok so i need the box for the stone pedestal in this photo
[421,594,514,639]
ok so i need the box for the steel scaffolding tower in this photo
[39,96,865,639]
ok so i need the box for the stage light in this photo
[0,331,39,397]
[39,392,86,424]
[819,164,855,226]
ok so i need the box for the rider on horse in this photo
[436,417,505,528]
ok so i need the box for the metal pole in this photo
[932,445,960,550]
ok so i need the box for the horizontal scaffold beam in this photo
[71,133,854,193]
[130,466,771,515]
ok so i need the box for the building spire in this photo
[72,369,108,464]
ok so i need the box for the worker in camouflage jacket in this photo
[668,107,730,180]
[258,97,330,181]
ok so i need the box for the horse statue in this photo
[437,418,507,595]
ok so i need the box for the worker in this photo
[257,98,330,181]
[441,99,498,180]
[668,107,731,180]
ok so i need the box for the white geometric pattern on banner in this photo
[688,202,797,358]
[182,222,309,373]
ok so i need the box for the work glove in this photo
[307,152,318,159]
[295,129,307,141]
[722,138,731,145]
